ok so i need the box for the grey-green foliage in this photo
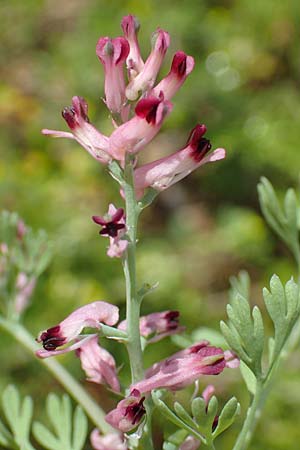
[263,275,300,368]
[258,177,300,266]
[220,274,264,378]
[221,272,300,389]
[0,210,52,316]
[0,386,88,450]
[33,393,88,450]
[152,390,240,448]
[0,385,35,450]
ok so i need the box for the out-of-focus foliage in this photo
[1,0,300,448]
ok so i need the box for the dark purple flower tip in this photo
[99,223,125,238]
[171,51,188,77]
[92,208,126,238]
[188,124,212,163]
[165,310,180,329]
[135,95,162,124]
[126,391,146,425]
[62,96,90,130]
[38,325,66,351]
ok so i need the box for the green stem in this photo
[232,382,265,450]
[122,156,154,450]
[0,317,113,434]
[123,156,144,383]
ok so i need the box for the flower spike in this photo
[134,124,226,198]
[42,96,111,164]
[96,37,130,116]
[36,301,119,357]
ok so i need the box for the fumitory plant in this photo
[1,13,300,450]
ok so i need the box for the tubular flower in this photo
[118,310,184,343]
[106,389,146,432]
[96,37,130,116]
[121,15,144,80]
[131,341,238,393]
[125,28,170,101]
[90,429,127,450]
[92,204,128,258]
[109,92,172,161]
[76,335,120,392]
[42,96,111,164]
[36,301,119,358]
[153,51,195,100]
[134,124,226,199]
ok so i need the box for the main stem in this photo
[0,317,113,434]
[232,382,265,450]
[123,156,144,383]
[123,156,154,450]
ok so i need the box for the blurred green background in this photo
[1,0,300,448]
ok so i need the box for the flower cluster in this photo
[42,14,225,205]
[36,300,238,436]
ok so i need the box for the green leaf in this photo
[239,361,257,395]
[174,403,196,429]
[151,391,204,442]
[229,271,250,302]
[33,393,87,450]
[72,406,88,450]
[33,423,61,450]
[213,397,240,438]
[2,386,20,436]
[263,275,300,362]
[221,281,265,376]
[0,386,35,450]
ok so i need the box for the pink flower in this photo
[109,92,172,161]
[14,272,36,314]
[134,124,226,198]
[121,15,144,80]
[96,37,130,116]
[131,341,234,393]
[92,204,128,258]
[118,310,184,343]
[125,28,170,101]
[36,300,119,358]
[42,96,111,164]
[153,51,195,100]
[106,389,146,432]
[91,429,127,450]
[76,335,120,392]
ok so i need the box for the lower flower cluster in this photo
[36,300,238,446]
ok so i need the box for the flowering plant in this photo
[0,14,300,450]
